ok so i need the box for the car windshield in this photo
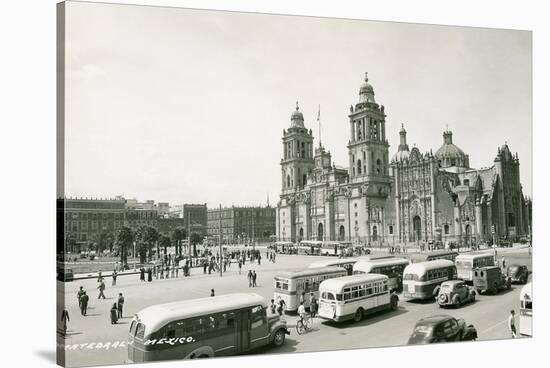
[441,284,451,290]
[508,266,519,272]
[409,325,433,344]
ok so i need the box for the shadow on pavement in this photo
[321,308,408,330]
[34,350,56,363]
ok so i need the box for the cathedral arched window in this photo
[357,159,362,175]
[286,175,291,188]
[444,224,449,235]
[376,159,381,174]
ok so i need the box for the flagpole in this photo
[317,104,322,147]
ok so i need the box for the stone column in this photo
[475,201,483,239]
[453,205,461,241]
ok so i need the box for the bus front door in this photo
[236,311,250,352]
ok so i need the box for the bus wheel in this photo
[353,308,363,323]
[272,329,286,347]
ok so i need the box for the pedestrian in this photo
[273,252,276,263]
[270,299,277,314]
[97,271,103,283]
[175,265,179,278]
[97,280,106,299]
[501,256,507,271]
[252,270,257,287]
[203,261,207,274]
[310,293,318,318]
[140,267,145,282]
[508,310,517,338]
[277,297,286,318]
[112,270,117,286]
[171,265,175,278]
[77,286,85,307]
[110,303,118,324]
[79,291,89,316]
[147,267,152,282]
[238,260,242,275]
[223,260,227,273]
[258,255,261,265]
[61,308,70,334]
[211,288,215,297]
[117,293,124,318]
[247,270,253,287]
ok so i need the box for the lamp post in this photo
[133,240,136,271]
[219,204,222,277]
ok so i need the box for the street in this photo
[58,246,531,367]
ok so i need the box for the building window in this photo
[355,212,358,217]
[444,224,449,235]
[389,225,393,235]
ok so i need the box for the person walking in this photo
[79,291,89,316]
[140,267,145,282]
[277,297,286,319]
[258,255,261,265]
[117,293,125,319]
[252,270,257,287]
[175,265,179,278]
[110,303,118,324]
[147,267,152,282]
[203,260,207,274]
[273,252,276,263]
[77,286,85,308]
[61,309,70,334]
[211,289,215,297]
[270,299,277,314]
[97,271,103,283]
[508,310,517,338]
[247,270,253,287]
[310,292,318,318]
[501,256,507,272]
[97,280,106,299]
[112,270,117,286]
[238,260,242,275]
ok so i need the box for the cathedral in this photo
[276,73,531,247]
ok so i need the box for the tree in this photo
[114,226,134,265]
[136,226,159,264]
[96,230,114,255]
[190,232,204,256]
[171,227,187,256]
[159,235,171,256]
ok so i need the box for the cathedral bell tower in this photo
[347,73,391,189]
[281,102,315,193]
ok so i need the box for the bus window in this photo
[129,320,137,335]
[135,323,146,339]
[275,280,289,290]
[250,306,266,328]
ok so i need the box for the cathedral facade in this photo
[276,74,531,247]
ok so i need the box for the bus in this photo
[455,252,495,282]
[127,293,289,362]
[298,240,322,256]
[273,267,348,312]
[519,282,532,337]
[273,241,295,254]
[320,241,349,257]
[408,250,458,263]
[318,274,399,323]
[353,257,410,292]
[402,260,457,300]
[308,259,357,275]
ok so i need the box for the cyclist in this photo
[297,301,307,325]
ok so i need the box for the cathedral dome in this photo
[392,149,410,162]
[290,103,305,129]
[435,130,469,168]
[357,72,376,105]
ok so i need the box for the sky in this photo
[63,1,532,208]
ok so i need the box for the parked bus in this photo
[318,274,399,323]
[519,282,532,337]
[273,267,348,312]
[298,240,322,256]
[308,259,357,275]
[273,241,295,254]
[402,260,457,300]
[408,250,458,264]
[127,293,289,362]
[320,241,350,257]
[455,252,495,282]
[353,257,410,292]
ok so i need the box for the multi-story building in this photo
[183,204,208,236]
[276,73,531,247]
[207,206,276,244]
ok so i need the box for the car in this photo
[473,266,511,294]
[407,315,478,345]
[57,267,74,282]
[437,280,476,308]
[507,264,529,284]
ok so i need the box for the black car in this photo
[507,264,529,284]
[407,315,477,345]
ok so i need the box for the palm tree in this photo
[159,235,171,256]
[190,232,204,256]
[115,226,134,265]
[171,227,187,256]
[136,226,159,263]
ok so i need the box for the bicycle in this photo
[296,314,312,335]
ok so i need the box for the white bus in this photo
[455,252,495,281]
[308,259,357,275]
[318,274,399,323]
[402,260,457,300]
[353,257,410,292]
[273,267,348,312]
[519,282,532,337]
[273,241,295,254]
[321,241,349,257]
[298,240,322,256]
[127,293,288,362]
